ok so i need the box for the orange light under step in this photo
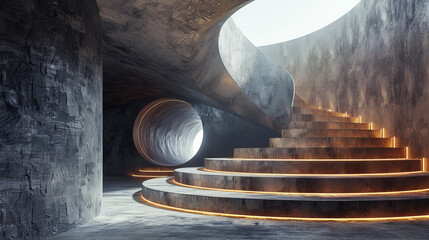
[202,168,422,177]
[141,194,429,222]
[131,174,173,178]
[172,179,429,197]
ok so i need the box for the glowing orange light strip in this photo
[423,158,427,172]
[202,168,423,177]
[224,158,418,162]
[382,128,385,138]
[131,174,173,178]
[392,137,396,148]
[141,195,429,222]
[172,179,429,196]
[370,122,373,130]
[359,115,362,123]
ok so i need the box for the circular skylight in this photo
[232,0,361,46]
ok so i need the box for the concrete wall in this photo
[98,0,295,132]
[260,0,429,157]
[219,19,294,128]
[0,1,102,239]
[103,97,278,176]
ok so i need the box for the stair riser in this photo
[292,115,359,123]
[134,173,173,176]
[293,107,345,117]
[270,138,392,148]
[282,129,382,138]
[288,121,370,129]
[204,158,422,174]
[142,179,429,218]
[234,148,406,159]
[175,171,429,193]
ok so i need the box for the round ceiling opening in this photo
[133,99,203,166]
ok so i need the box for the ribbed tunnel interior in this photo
[133,99,203,166]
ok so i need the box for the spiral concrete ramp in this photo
[140,98,429,220]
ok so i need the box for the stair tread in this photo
[282,129,383,138]
[177,167,429,179]
[204,158,422,174]
[144,177,429,200]
[292,114,359,123]
[283,129,379,131]
[271,137,388,139]
[293,113,357,118]
[293,107,346,117]
[235,147,402,150]
[288,121,369,129]
[175,167,429,193]
[206,157,419,161]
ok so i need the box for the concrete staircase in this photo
[141,99,429,220]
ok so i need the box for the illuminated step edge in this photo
[138,169,175,172]
[204,158,423,174]
[141,177,429,219]
[174,167,429,193]
[292,114,359,123]
[293,107,345,117]
[132,174,173,178]
[233,147,407,159]
[281,129,383,138]
[288,121,370,130]
[269,137,392,148]
[131,168,175,178]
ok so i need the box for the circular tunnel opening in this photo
[133,98,203,166]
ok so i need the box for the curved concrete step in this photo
[142,177,429,219]
[270,137,392,148]
[288,121,370,130]
[292,114,359,123]
[293,107,345,117]
[282,129,383,138]
[174,167,429,193]
[234,147,407,159]
[204,158,422,174]
[131,168,175,179]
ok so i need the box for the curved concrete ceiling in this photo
[97,0,294,130]
[98,0,249,104]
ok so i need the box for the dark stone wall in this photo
[103,97,278,176]
[260,0,429,157]
[0,0,102,239]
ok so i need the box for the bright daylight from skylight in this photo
[232,0,361,46]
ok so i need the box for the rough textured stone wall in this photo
[0,0,102,239]
[103,98,278,176]
[260,0,429,157]
[219,19,294,128]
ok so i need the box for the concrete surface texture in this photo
[98,0,294,131]
[103,97,278,176]
[259,0,429,157]
[0,0,103,239]
[132,99,203,166]
[219,19,294,128]
[141,102,429,220]
[47,177,429,240]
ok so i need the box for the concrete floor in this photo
[47,177,429,240]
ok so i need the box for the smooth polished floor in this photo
[47,177,429,240]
